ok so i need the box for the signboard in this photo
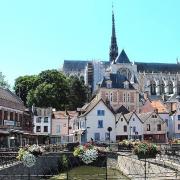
[4,120,15,126]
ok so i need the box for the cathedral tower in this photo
[109,7,118,63]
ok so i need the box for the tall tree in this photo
[26,70,69,110]
[0,72,10,89]
[14,75,38,105]
[68,76,88,110]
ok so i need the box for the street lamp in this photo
[107,127,112,147]
[129,126,132,140]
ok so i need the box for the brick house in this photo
[0,87,34,148]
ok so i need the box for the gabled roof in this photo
[140,99,168,113]
[138,111,165,123]
[138,112,153,122]
[53,111,78,119]
[115,105,129,114]
[80,98,114,117]
[100,74,135,89]
[0,87,24,110]
[115,49,131,64]
[124,112,134,122]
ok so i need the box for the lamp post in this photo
[129,126,132,140]
[107,127,112,147]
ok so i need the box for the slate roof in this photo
[115,49,131,64]
[115,105,129,114]
[0,87,24,110]
[136,62,180,73]
[100,73,135,89]
[63,60,89,72]
[0,88,23,104]
[63,60,110,73]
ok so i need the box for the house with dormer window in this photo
[75,98,116,143]
[138,111,167,143]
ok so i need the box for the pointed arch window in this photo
[177,81,180,95]
[168,81,173,94]
[150,81,156,95]
[160,81,165,95]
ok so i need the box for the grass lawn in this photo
[50,165,129,180]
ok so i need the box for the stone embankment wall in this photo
[113,153,180,180]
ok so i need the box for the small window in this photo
[121,118,123,122]
[178,124,180,130]
[44,117,48,123]
[133,126,136,132]
[98,120,103,128]
[105,132,110,141]
[157,124,161,131]
[124,125,127,132]
[94,133,100,141]
[123,94,126,102]
[147,124,150,131]
[44,126,48,132]
[36,126,41,132]
[127,94,130,102]
[97,110,105,116]
[133,118,135,121]
[152,115,157,118]
[36,117,41,123]
[178,115,180,120]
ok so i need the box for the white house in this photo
[75,98,116,143]
[116,113,128,141]
[126,112,144,140]
[116,112,143,141]
[33,107,52,144]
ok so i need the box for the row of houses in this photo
[33,97,180,144]
[1,87,180,148]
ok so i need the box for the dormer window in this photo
[106,81,112,88]
[124,81,129,89]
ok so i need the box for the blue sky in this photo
[0,0,180,87]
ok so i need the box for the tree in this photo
[14,75,38,105]
[0,72,10,89]
[14,70,89,110]
[68,76,88,110]
[26,70,69,110]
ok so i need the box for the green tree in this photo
[0,72,10,89]
[26,70,69,110]
[68,76,88,110]
[14,75,38,105]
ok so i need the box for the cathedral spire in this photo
[109,4,118,63]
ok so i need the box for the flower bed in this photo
[17,144,45,167]
[133,142,160,159]
[73,143,109,164]
[118,140,140,150]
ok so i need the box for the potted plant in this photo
[133,142,160,159]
